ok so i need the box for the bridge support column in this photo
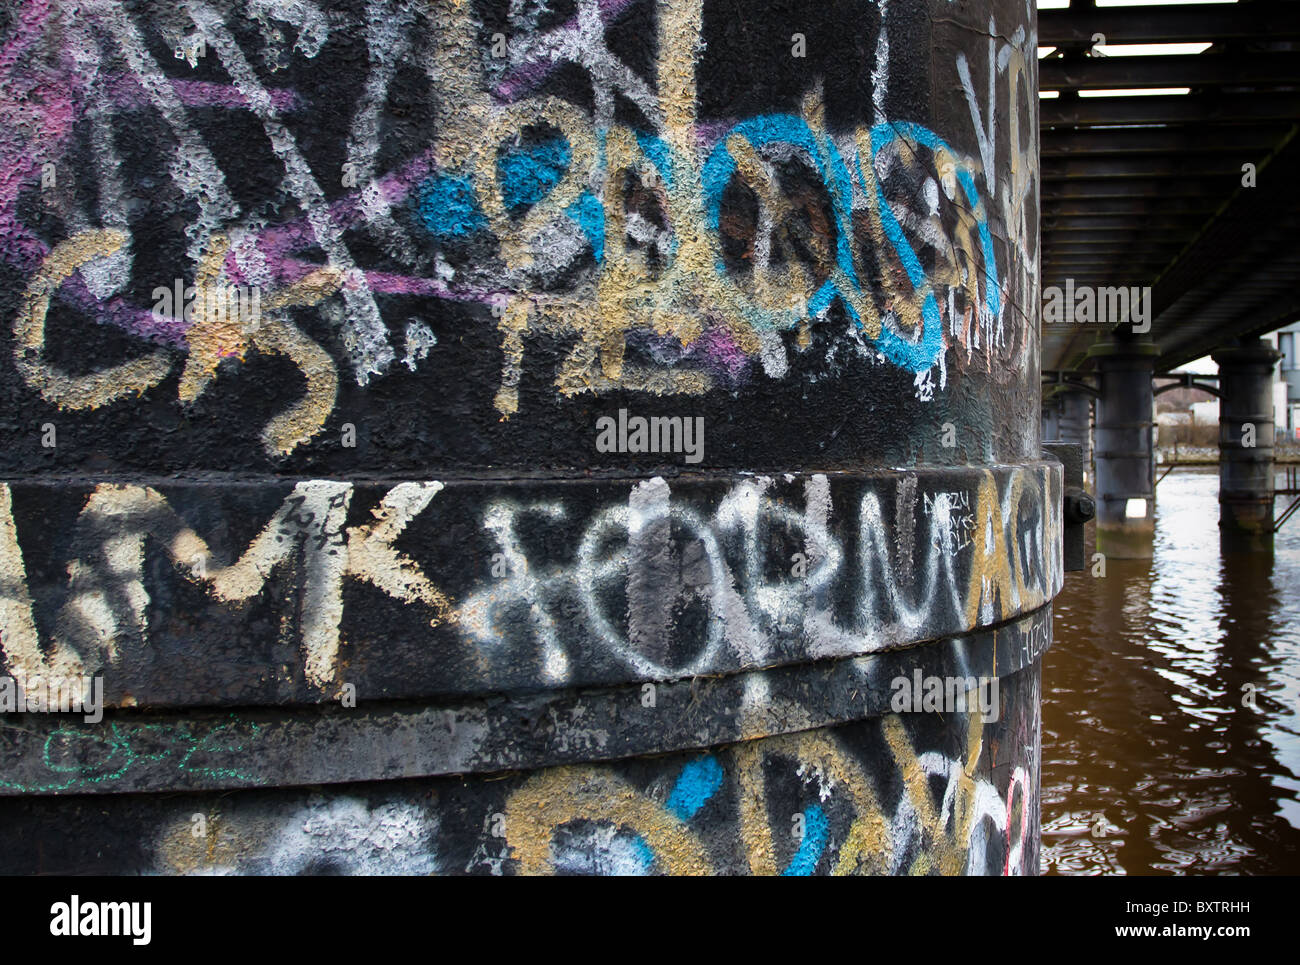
[1057,392,1093,485]
[1093,340,1159,559]
[1042,399,1061,441]
[0,0,1051,876]
[1213,340,1282,551]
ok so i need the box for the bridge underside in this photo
[1039,1,1300,375]
[1039,2,1300,557]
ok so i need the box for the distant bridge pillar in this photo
[1212,339,1282,551]
[1092,339,1158,559]
[1057,392,1093,485]
[1042,399,1061,441]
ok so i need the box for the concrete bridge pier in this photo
[1057,392,1093,486]
[0,0,1055,875]
[1042,399,1062,442]
[1213,339,1282,551]
[1092,339,1159,559]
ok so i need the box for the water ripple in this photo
[1042,469,1300,874]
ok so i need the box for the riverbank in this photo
[1157,445,1300,465]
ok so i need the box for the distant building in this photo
[1190,400,1219,427]
[1275,321,1300,442]
[1163,324,1299,442]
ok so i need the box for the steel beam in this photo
[1041,125,1286,157]
[1040,3,1300,46]
[1040,53,1300,92]
[1041,92,1300,127]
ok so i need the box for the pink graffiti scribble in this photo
[696,326,750,377]
[1003,765,1030,876]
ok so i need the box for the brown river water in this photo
[1041,468,1300,874]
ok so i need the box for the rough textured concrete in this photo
[0,606,1051,795]
[0,0,1039,475]
[1,656,1043,875]
[0,467,1059,706]
[0,0,1044,874]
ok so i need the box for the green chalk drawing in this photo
[0,716,265,793]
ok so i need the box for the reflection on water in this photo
[1042,468,1300,874]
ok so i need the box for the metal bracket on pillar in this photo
[1041,370,1100,400]
[1153,372,1220,399]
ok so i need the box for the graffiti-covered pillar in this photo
[0,0,1052,874]
[1213,340,1282,551]
[1092,339,1159,559]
